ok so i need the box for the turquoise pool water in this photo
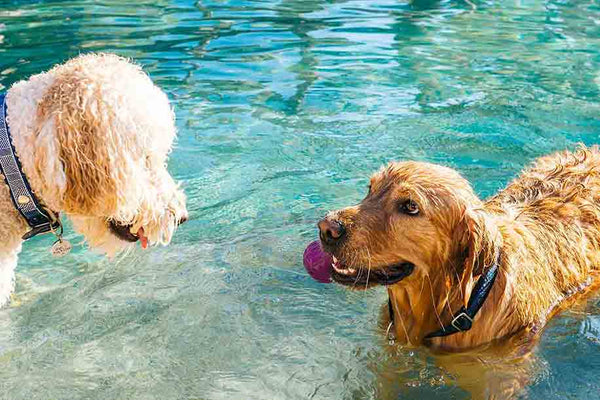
[2,0,600,398]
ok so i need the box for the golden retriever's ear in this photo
[454,209,500,308]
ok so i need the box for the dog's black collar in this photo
[387,252,500,340]
[0,93,60,240]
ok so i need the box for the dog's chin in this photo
[331,257,415,288]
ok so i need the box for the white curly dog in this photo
[0,53,188,306]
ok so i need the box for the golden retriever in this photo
[318,146,600,353]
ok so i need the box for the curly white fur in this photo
[0,53,187,306]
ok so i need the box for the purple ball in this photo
[303,240,333,283]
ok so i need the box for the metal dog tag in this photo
[51,238,72,257]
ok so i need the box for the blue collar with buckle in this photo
[387,251,500,341]
[0,93,60,240]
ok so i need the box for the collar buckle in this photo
[450,311,473,332]
[22,220,61,240]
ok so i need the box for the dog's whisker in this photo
[365,247,372,291]
[454,270,465,300]
[392,294,411,345]
[351,251,362,288]
[418,273,426,299]
[443,288,454,321]
[426,273,445,331]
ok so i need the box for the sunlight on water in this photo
[1,0,600,399]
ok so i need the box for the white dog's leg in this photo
[0,246,20,307]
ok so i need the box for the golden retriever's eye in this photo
[399,200,419,216]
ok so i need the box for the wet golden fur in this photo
[324,146,600,350]
[0,53,187,306]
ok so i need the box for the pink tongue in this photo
[138,228,148,249]
[303,240,333,283]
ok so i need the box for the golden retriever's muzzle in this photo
[318,216,415,287]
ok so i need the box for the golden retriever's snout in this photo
[318,218,346,246]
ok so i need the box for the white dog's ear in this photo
[36,74,118,217]
[454,208,500,308]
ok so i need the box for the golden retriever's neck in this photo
[387,218,519,350]
[387,271,462,346]
[388,271,518,350]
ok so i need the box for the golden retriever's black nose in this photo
[318,219,346,245]
[178,215,188,225]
